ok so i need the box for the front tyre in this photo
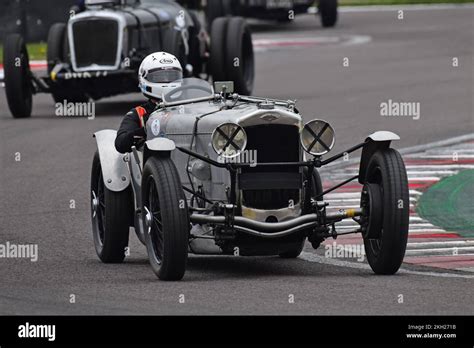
[319,0,338,28]
[91,151,132,263]
[142,156,189,281]
[362,148,409,275]
[3,34,32,118]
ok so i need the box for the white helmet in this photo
[138,52,183,100]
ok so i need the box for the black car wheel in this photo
[47,22,89,103]
[3,34,32,118]
[91,151,132,263]
[362,148,409,275]
[210,17,254,95]
[205,0,237,29]
[142,156,189,281]
[319,0,338,28]
[225,17,255,95]
[279,169,323,258]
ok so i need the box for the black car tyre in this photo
[47,23,66,74]
[142,156,189,281]
[3,34,32,118]
[279,169,323,258]
[91,151,132,263]
[319,0,338,28]
[225,17,255,95]
[209,17,229,83]
[362,148,409,275]
[205,0,235,29]
[47,23,89,103]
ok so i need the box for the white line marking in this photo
[407,241,474,248]
[405,247,474,256]
[299,252,474,279]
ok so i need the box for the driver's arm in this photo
[115,109,146,154]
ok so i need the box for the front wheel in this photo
[91,151,132,263]
[142,156,190,281]
[319,0,338,28]
[362,148,409,275]
[3,34,33,118]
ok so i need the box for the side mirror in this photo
[214,81,234,94]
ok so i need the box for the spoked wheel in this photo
[279,169,323,258]
[142,156,189,281]
[91,151,132,263]
[361,148,409,275]
[3,34,33,118]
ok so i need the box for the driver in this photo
[115,52,183,154]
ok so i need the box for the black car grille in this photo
[240,124,301,210]
[72,18,119,68]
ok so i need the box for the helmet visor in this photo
[145,68,183,83]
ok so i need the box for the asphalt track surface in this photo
[0,6,473,315]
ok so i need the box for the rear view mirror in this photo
[214,81,234,94]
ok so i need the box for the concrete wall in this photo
[0,0,77,43]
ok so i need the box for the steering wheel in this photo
[164,85,213,102]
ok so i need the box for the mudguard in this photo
[145,137,176,152]
[358,131,400,184]
[93,130,131,192]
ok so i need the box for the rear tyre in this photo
[142,156,190,281]
[91,151,132,263]
[362,148,409,275]
[279,169,323,258]
[319,0,338,28]
[205,0,235,29]
[209,17,229,83]
[225,17,254,95]
[3,34,32,118]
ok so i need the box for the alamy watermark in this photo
[217,149,258,167]
[380,99,420,120]
[0,241,38,262]
[325,242,365,262]
[55,100,95,120]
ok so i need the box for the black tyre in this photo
[362,148,409,275]
[319,0,338,28]
[225,17,255,95]
[205,0,235,29]
[47,23,66,74]
[280,169,323,258]
[91,151,132,263]
[209,17,229,83]
[47,23,88,103]
[142,156,190,281]
[3,34,32,118]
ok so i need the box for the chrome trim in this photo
[68,10,125,72]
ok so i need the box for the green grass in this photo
[0,42,47,65]
[340,0,474,5]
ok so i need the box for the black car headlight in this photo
[211,123,247,159]
[300,119,335,156]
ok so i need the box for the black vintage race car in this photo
[2,0,255,118]
[203,0,338,29]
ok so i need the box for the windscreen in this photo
[162,78,214,103]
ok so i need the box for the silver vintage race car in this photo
[91,78,409,280]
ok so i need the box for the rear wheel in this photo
[362,148,409,275]
[142,156,190,281]
[319,0,338,28]
[91,151,132,263]
[225,17,254,95]
[3,34,32,118]
[279,169,323,258]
